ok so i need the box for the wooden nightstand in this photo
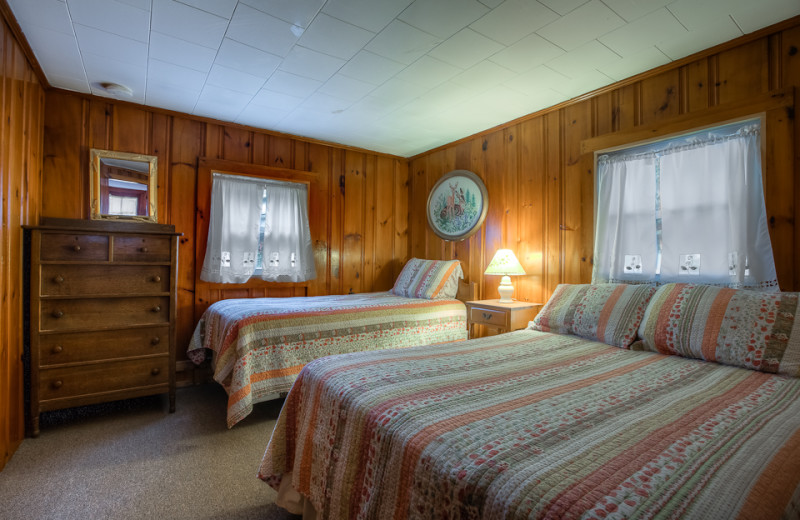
[465,300,543,338]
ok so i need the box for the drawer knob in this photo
[52,345,63,354]
[482,312,493,320]
[151,275,161,283]
[151,368,161,376]
[52,380,63,389]
[151,305,162,313]
[53,275,65,284]
[151,336,161,345]
[72,245,81,252]
[51,309,64,318]
[140,247,149,253]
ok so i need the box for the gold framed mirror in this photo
[90,149,158,222]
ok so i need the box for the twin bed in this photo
[256,282,800,519]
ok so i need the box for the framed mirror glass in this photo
[90,149,158,222]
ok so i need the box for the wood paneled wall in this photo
[0,16,45,470]
[41,90,410,365]
[409,20,800,308]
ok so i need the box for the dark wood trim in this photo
[0,0,50,88]
[29,217,179,235]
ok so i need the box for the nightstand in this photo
[465,300,543,338]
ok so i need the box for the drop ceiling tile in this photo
[338,50,405,85]
[150,31,217,72]
[599,8,687,57]
[83,51,147,95]
[398,0,489,39]
[411,81,476,112]
[175,0,237,18]
[366,20,442,65]
[47,73,91,93]
[450,60,517,92]
[536,0,626,51]
[146,84,200,113]
[117,0,151,10]
[489,33,564,73]
[301,92,353,113]
[322,0,413,33]
[394,56,461,89]
[264,70,322,97]
[519,88,566,113]
[147,59,208,92]
[236,103,290,128]
[470,0,559,46]
[22,27,85,79]
[279,46,347,82]
[241,0,325,28]
[227,3,302,56]
[207,64,266,95]
[251,88,305,110]
[546,40,620,79]
[428,28,504,69]
[503,65,570,95]
[599,45,670,81]
[667,0,750,31]
[551,68,615,97]
[537,0,589,16]
[731,0,800,33]
[600,0,672,22]
[215,38,282,77]
[656,17,742,60]
[152,0,228,49]
[370,77,428,104]
[477,0,503,8]
[347,95,406,118]
[319,74,376,101]
[298,13,375,60]
[9,0,74,35]
[194,84,251,119]
[67,0,150,42]
[74,24,148,68]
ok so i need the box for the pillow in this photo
[638,283,800,376]
[391,258,463,299]
[531,283,656,348]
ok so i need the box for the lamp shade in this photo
[484,249,526,276]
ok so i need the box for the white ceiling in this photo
[9,0,800,157]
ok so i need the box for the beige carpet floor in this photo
[0,384,299,520]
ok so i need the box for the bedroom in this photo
[1,0,800,518]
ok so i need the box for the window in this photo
[593,120,778,291]
[200,173,316,284]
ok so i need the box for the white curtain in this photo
[260,182,316,283]
[593,121,778,291]
[201,175,263,283]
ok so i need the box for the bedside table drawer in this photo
[470,306,506,327]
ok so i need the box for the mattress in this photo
[188,291,467,427]
[259,329,800,519]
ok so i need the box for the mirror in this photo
[90,149,157,222]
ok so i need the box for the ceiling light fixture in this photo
[100,82,133,97]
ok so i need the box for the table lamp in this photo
[484,249,526,303]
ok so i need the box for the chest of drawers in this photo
[26,218,179,435]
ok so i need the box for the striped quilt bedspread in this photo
[259,329,800,519]
[188,292,466,427]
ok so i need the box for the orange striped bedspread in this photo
[259,329,800,519]
[187,292,467,427]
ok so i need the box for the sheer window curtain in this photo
[593,121,778,290]
[260,182,316,283]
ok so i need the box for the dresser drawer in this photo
[113,235,171,262]
[40,233,109,262]
[40,296,170,331]
[39,326,169,366]
[38,356,169,402]
[469,306,507,327]
[40,265,170,296]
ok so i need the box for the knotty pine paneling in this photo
[410,20,800,325]
[41,90,409,366]
[0,17,44,470]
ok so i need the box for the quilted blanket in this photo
[259,330,800,519]
[188,292,466,427]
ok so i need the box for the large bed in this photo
[259,283,800,519]
[188,259,472,427]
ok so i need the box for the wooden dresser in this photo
[26,218,179,435]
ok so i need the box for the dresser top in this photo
[25,217,181,236]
